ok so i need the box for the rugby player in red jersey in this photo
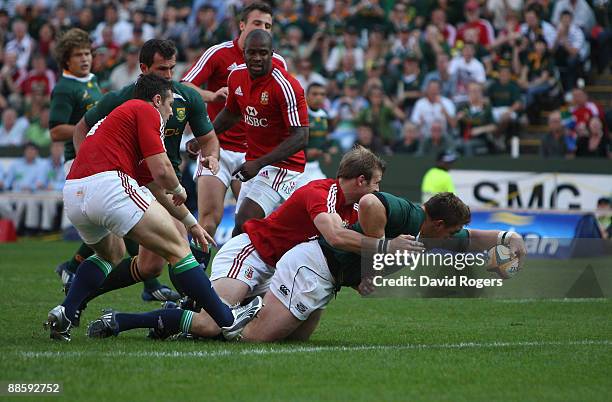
[181,2,287,264]
[210,29,308,236]
[45,74,262,342]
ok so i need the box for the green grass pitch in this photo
[1,239,611,402]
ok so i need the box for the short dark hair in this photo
[244,29,273,50]
[139,39,176,67]
[337,145,386,181]
[306,82,325,94]
[54,28,92,70]
[134,74,173,102]
[240,2,273,23]
[424,193,471,227]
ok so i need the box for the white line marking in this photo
[496,298,609,303]
[18,340,612,359]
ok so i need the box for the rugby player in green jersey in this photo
[239,192,526,342]
[62,39,221,322]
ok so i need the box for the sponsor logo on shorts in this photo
[259,170,269,179]
[295,302,308,314]
[244,266,254,280]
[279,284,289,296]
[281,180,296,196]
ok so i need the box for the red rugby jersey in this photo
[181,39,287,153]
[244,179,359,266]
[68,99,166,180]
[225,65,307,172]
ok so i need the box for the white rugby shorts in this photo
[235,165,302,216]
[63,171,152,244]
[193,148,245,188]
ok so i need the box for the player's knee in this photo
[136,256,165,277]
[212,278,249,306]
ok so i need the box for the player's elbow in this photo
[149,158,174,182]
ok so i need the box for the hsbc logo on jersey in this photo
[244,106,268,127]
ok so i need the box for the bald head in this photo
[244,29,273,78]
[245,29,273,50]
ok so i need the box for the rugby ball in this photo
[486,245,520,279]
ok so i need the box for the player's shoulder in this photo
[227,63,248,80]
[272,52,288,70]
[271,67,303,91]
[202,40,236,60]
[171,80,200,102]
[304,178,337,196]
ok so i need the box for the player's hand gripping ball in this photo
[487,245,521,279]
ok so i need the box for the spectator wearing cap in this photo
[5,19,34,70]
[520,5,557,48]
[411,79,456,138]
[552,0,596,33]
[421,150,458,203]
[448,42,486,104]
[325,26,365,74]
[93,3,133,47]
[0,108,29,147]
[541,110,574,158]
[456,0,496,48]
[553,10,588,91]
[109,45,141,90]
[421,53,455,99]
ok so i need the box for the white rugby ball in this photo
[487,245,520,279]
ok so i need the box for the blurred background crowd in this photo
[0,0,610,223]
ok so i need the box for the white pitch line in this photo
[18,340,612,359]
[496,298,609,303]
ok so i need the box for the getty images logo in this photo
[244,106,268,127]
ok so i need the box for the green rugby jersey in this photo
[306,107,329,162]
[49,72,102,162]
[84,80,213,176]
[319,192,469,287]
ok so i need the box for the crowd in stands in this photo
[0,0,610,185]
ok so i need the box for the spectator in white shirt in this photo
[5,20,34,70]
[0,108,29,147]
[553,10,588,90]
[93,3,134,47]
[520,5,557,48]
[448,43,486,104]
[411,80,456,138]
[551,0,596,33]
[109,45,141,90]
[325,26,365,74]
